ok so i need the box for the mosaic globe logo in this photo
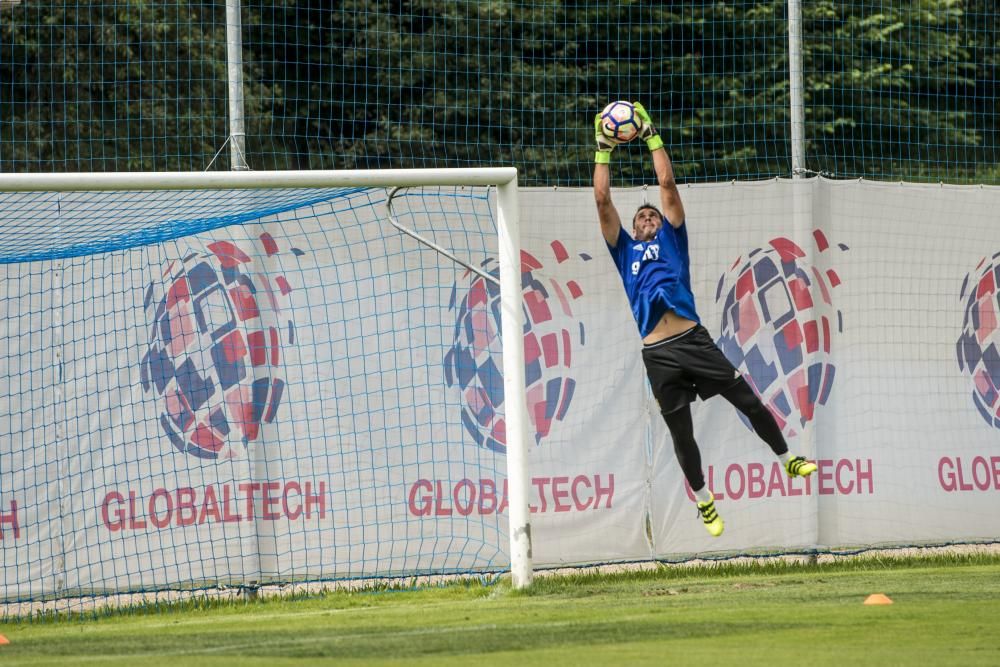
[443,241,592,453]
[956,253,1000,429]
[139,233,302,459]
[715,231,848,437]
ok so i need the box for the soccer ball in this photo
[599,101,642,143]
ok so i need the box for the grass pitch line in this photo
[31,593,502,632]
[128,603,383,630]
[8,622,510,663]
[11,616,637,664]
[132,594,512,629]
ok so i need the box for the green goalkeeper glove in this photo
[632,102,665,152]
[594,113,619,164]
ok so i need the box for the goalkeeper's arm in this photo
[594,114,624,247]
[634,102,686,229]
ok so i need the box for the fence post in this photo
[788,0,805,176]
[788,0,819,563]
[226,0,249,171]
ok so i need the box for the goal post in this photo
[494,177,533,588]
[0,167,534,602]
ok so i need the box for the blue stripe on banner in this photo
[478,356,505,408]
[0,187,369,264]
[209,406,230,436]
[461,408,485,447]
[160,414,186,454]
[544,378,562,420]
[773,390,792,417]
[807,363,823,405]
[148,346,176,395]
[555,378,576,421]
[524,359,541,388]
[250,377,271,425]
[455,346,477,389]
[175,358,215,412]
[818,365,836,405]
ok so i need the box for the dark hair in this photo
[632,203,663,226]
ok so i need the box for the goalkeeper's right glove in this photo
[632,102,665,152]
[594,113,619,164]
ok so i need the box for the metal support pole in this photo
[226,0,249,171]
[788,0,805,177]
[789,0,818,561]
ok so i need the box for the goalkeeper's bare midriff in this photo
[642,311,697,345]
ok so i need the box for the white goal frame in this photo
[0,168,534,589]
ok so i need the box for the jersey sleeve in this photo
[670,221,690,270]
[605,226,631,272]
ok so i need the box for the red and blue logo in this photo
[139,233,302,459]
[443,242,592,452]
[715,230,848,437]
[957,253,1000,429]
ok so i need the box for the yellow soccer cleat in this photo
[785,455,818,478]
[697,493,724,537]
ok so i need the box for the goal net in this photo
[0,169,537,610]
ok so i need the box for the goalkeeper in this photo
[593,102,817,537]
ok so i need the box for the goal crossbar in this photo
[0,168,517,192]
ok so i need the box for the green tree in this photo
[2,1,997,184]
[0,1,260,171]
[803,0,999,181]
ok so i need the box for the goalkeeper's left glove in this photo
[632,102,665,152]
[594,113,619,164]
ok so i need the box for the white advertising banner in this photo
[2,178,999,600]
[648,178,1000,556]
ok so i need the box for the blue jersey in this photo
[606,220,701,337]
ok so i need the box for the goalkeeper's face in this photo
[632,205,663,242]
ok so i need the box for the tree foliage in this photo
[1,0,996,184]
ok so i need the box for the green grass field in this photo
[2,553,999,666]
